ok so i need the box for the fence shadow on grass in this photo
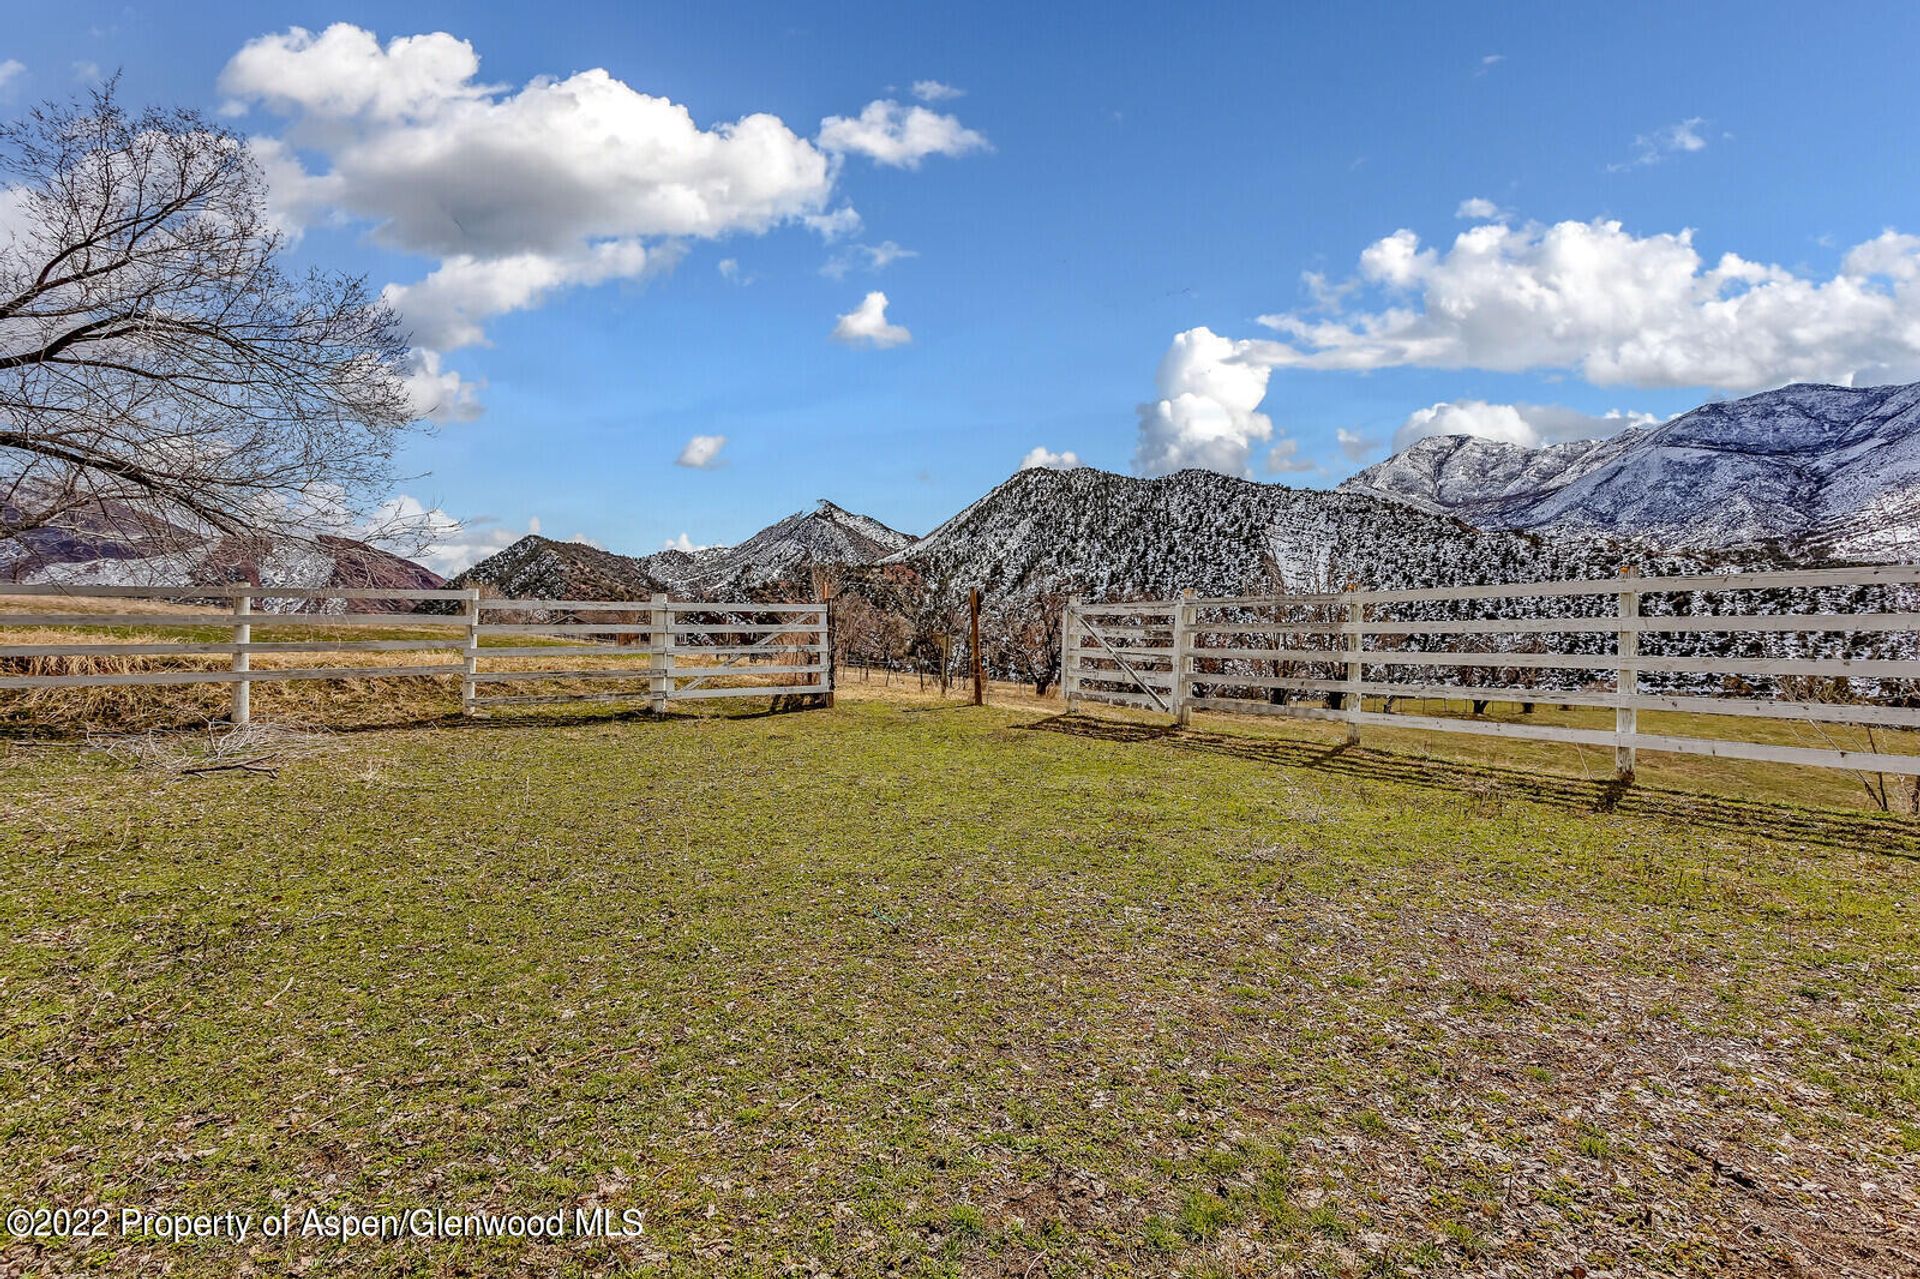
[1025,712,1920,859]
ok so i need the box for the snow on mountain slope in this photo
[1,493,444,610]
[653,501,912,593]
[452,502,913,601]
[884,465,1639,602]
[1344,382,1920,559]
[443,534,665,601]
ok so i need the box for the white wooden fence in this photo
[0,584,828,723]
[1061,564,1920,779]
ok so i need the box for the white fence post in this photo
[1173,589,1194,726]
[649,593,671,714]
[1616,565,1640,781]
[1061,593,1081,711]
[1343,583,1363,744]
[229,591,251,726]
[461,589,481,715]
[820,600,835,708]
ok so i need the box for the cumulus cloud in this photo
[675,433,727,468]
[220,23,852,377]
[1454,196,1508,221]
[370,497,539,576]
[831,291,911,348]
[224,26,835,257]
[1020,446,1082,471]
[1247,220,1920,390]
[1613,117,1709,170]
[661,532,715,553]
[0,59,24,92]
[1392,401,1660,451]
[382,240,662,350]
[817,99,989,168]
[399,348,485,423]
[1134,327,1285,478]
[911,79,965,102]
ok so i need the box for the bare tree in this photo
[984,586,1066,695]
[0,85,417,553]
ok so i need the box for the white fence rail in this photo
[0,585,829,723]
[1062,565,1920,779]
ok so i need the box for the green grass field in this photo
[3,696,1918,1276]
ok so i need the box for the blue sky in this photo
[6,2,1920,569]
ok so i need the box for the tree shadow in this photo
[1023,713,1920,859]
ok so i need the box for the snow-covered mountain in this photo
[882,465,1653,602]
[1344,382,1920,559]
[451,501,913,601]
[653,500,912,593]
[442,534,666,601]
[1,494,444,610]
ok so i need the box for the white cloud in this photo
[0,59,24,92]
[1020,446,1082,471]
[661,532,714,553]
[821,239,917,279]
[1134,327,1281,478]
[911,80,965,102]
[1335,427,1380,461]
[221,24,842,361]
[1264,439,1315,475]
[802,206,863,240]
[817,99,989,168]
[716,257,749,285]
[675,433,727,468]
[1454,196,1507,221]
[864,240,915,269]
[1248,220,1920,390]
[831,291,911,348]
[1392,401,1660,451]
[1613,117,1709,170]
[370,497,539,576]
[1476,53,1504,74]
[71,61,102,84]
[400,348,484,422]
[380,239,665,351]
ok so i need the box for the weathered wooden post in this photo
[1172,589,1194,726]
[1343,582,1363,744]
[649,592,671,715]
[969,586,984,706]
[821,598,836,709]
[1061,593,1082,711]
[230,591,251,726]
[461,588,481,715]
[1616,565,1640,781]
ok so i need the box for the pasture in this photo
[3,691,1917,1276]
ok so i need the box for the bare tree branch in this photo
[0,83,419,565]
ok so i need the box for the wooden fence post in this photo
[1172,589,1194,726]
[1616,565,1640,781]
[649,592,671,715]
[1343,583,1363,744]
[969,586,984,706]
[230,591,251,727]
[821,599,836,709]
[461,589,481,715]
[1061,594,1081,711]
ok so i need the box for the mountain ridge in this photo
[1344,382,1920,560]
